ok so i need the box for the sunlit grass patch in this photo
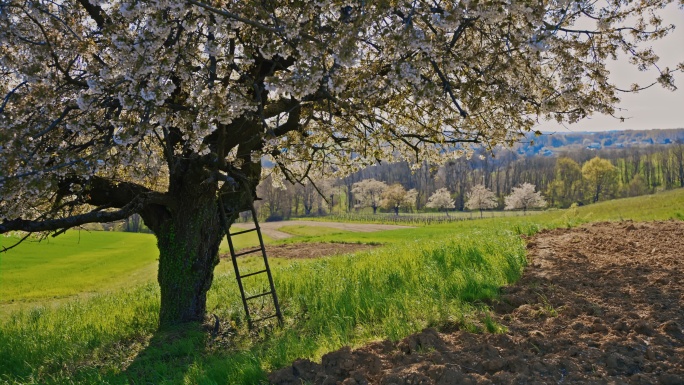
[0,231,159,303]
[275,225,351,237]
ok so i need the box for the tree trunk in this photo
[155,192,224,328]
[594,185,600,203]
[142,159,257,329]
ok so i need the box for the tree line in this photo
[254,142,684,219]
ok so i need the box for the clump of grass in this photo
[483,313,507,334]
[512,222,542,236]
[0,284,159,384]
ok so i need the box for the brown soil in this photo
[269,220,684,384]
[264,242,379,259]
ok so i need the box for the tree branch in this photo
[0,81,28,115]
[1,232,32,252]
[271,102,301,137]
[429,59,468,118]
[185,0,282,33]
[0,198,142,234]
[76,0,110,29]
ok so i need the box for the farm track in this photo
[270,220,684,384]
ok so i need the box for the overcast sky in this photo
[541,3,684,133]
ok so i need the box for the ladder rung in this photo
[245,291,273,301]
[251,314,279,323]
[233,248,263,257]
[230,228,258,236]
[240,269,268,279]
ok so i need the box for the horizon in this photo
[539,126,684,135]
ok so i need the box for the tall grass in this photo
[0,225,525,384]
[0,284,159,384]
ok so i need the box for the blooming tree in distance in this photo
[465,184,498,218]
[425,188,455,216]
[352,179,388,214]
[381,184,418,215]
[504,183,547,214]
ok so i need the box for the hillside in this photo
[515,128,684,156]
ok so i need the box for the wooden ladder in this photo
[218,200,283,329]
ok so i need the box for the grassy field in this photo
[0,229,270,308]
[0,188,682,384]
[0,231,158,304]
[276,225,352,237]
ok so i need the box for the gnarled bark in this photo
[143,161,258,328]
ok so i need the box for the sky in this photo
[542,3,684,133]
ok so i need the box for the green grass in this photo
[0,223,526,384]
[0,188,682,384]
[276,225,351,237]
[220,230,273,254]
[563,188,684,222]
[0,231,159,303]
[0,228,270,310]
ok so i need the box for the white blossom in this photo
[504,183,547,213]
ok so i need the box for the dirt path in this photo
[232,220,412,240]
[270,220,684,384]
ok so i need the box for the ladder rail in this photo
[251,205,283,324]
[230,227,258,236]
[219,192,283,329]
[219,200,253,325]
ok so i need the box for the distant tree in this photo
[351,179,388,214]
[582,157,618,203]
[673,141,684,188]
[425,188,455,216]
[124,213,143,233]
[295,178,333,216]
[256,175,292,221]
[381,184,418,215]
[437,158,472,210]
[505,183,547,214]
[465,185,498,218]
[622,174,650,197]
[547,157,583,207]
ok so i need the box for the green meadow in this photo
[276,225,352,237]
[0,232,158,304]
[0,228,270,308]
[0,188,682,384]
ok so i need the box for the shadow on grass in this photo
[121,323,208,384]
